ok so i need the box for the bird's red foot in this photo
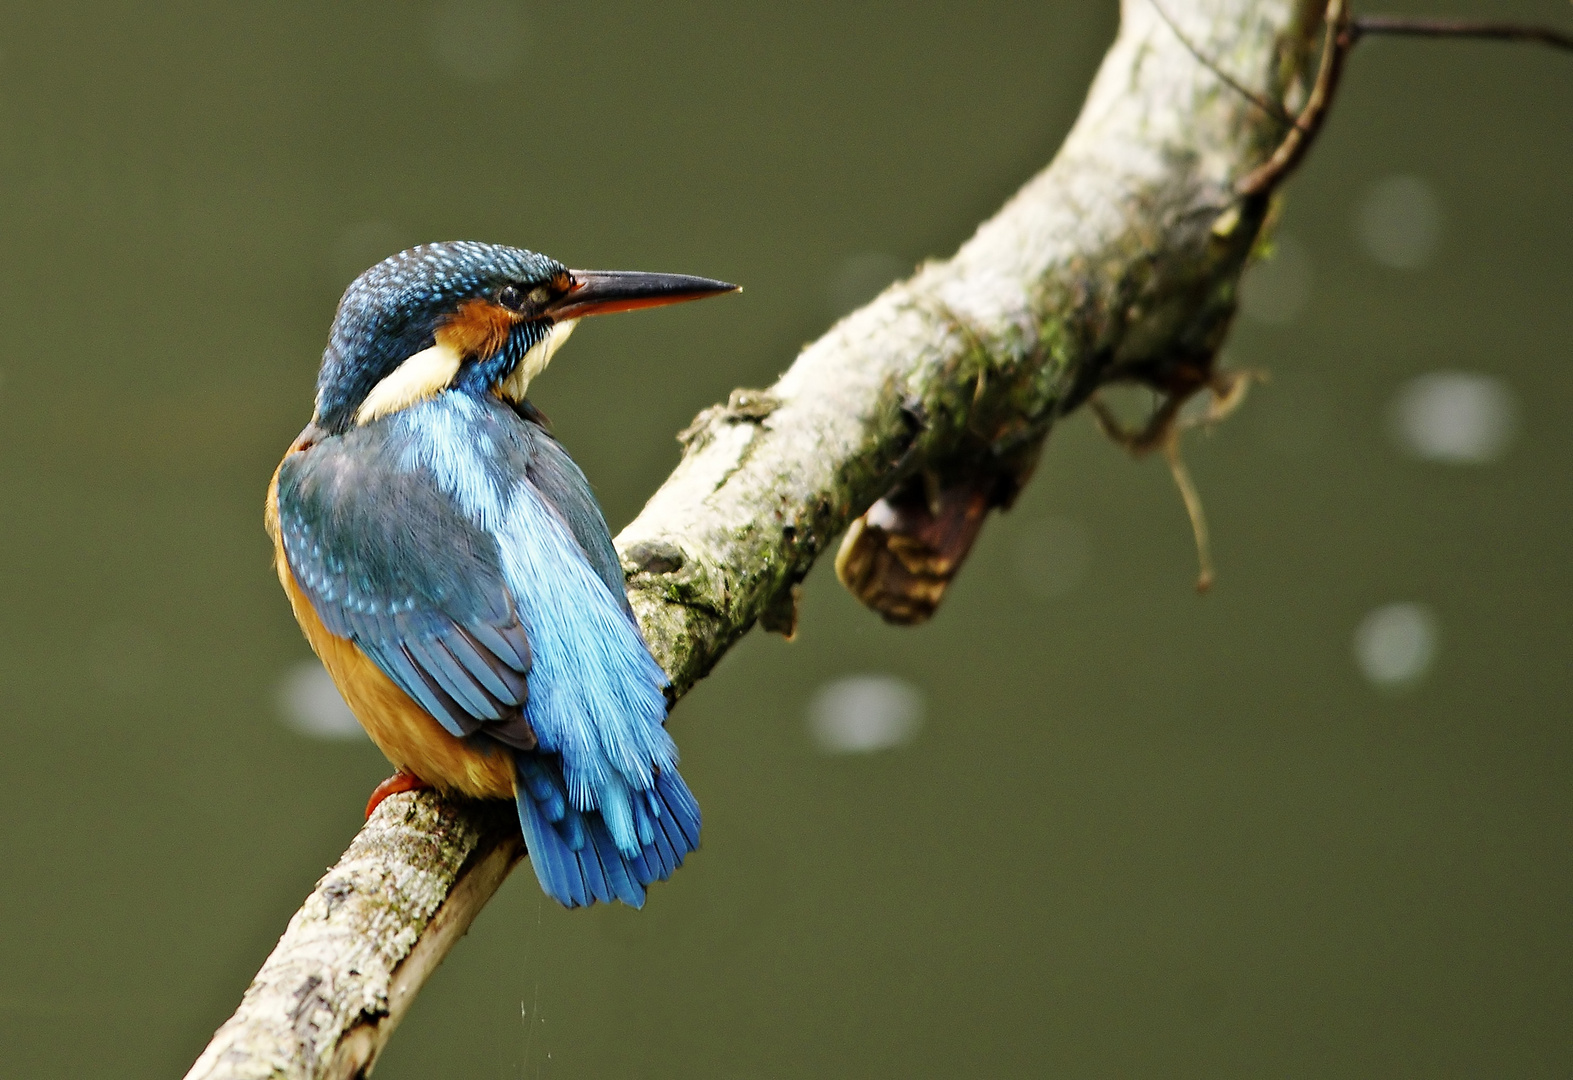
[365,771,432,818]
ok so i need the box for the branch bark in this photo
[186,1,1331,1075]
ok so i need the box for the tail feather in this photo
[647,818,676,883]
[657,767,702,848]
[516,790,587,908]
[514,752,700,908]
[587,817,644,906]
[626,845,657,889]
[576,827,611,903]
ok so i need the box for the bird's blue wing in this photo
[284,392,699,908]
[514,415,631,614]
[276,426,537,748]
[503,402,628,611]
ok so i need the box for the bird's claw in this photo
[365,771,432,818]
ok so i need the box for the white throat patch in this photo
[495,319,577,404]
[355,340,464,426]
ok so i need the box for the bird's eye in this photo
[497,284,526,311]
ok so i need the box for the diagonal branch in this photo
[181,1,1358,1076]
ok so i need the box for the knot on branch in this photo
[625,539,686,576]
[677,387,782,451]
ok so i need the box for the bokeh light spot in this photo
[1353,602,1438,690]
[808,675,924,754]
[1356,175,1442,269]
[278,660,365,740]
[1390,371,1517,464]
[1238,235,1311,324]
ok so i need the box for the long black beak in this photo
[545,269,739,321]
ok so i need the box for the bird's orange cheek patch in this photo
[437,299,519,360]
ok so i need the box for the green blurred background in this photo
[0,1,1569,1076]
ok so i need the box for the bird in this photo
[265,241,737,908]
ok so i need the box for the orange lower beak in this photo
[546,269,739,320]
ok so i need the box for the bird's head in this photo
[312,241,737,435]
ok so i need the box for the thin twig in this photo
[1088,369,1254,595]
[1237,3,1573,196]
[1350,15,1573,52]
[1236,0,1350,197]
[1164,435,1215,594]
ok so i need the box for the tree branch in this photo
[1350,15,1573,52]
[184,1,1359,1075]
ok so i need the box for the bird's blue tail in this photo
[514,753,700,908]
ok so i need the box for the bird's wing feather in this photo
[276,426,537,748]
[515,416,632,613]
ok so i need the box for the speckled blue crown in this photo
[315,242,566,433]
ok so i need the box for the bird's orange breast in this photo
[266,449,515,800]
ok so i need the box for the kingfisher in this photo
[265,241,737,908]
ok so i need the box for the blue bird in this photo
[265,242,737,908]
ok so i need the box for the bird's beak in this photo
[545,270,739,321]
